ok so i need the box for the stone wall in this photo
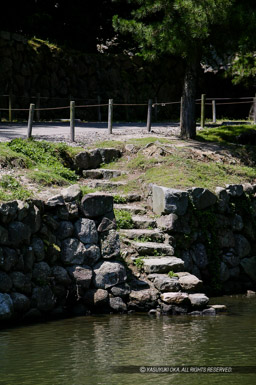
[0,31,184,121]
[150,183,256,294]
[0,186,131,324]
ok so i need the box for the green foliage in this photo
[80,186,97,195]
[134,235,151,243]
[113,194,127,203]
[228,53,256,86]
[113,0,232,60]
[197,125,256,145]
[134,257,144,271]
[168,270,178,278]
[7,138,78,185]
[114,209,134,229]
[140,150,256,190]
[127,153,160,170]
[0,175,31,201]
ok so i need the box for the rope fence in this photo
[0,93,255,141]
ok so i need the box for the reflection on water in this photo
[0,295,256,385]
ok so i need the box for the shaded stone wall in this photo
[0,186,131,324]
[150,183,256,294]
[0,31,184,121]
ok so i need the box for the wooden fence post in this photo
[201,94,206,128]
[27,103,35,138]
[180,97,183,129]
[147,99,152,132]
[9,93,12,122]
[97,95,101,122]
[212,100,216,124]
[108,99,113,134]
[70,101,75,142]
[36,93,40,122]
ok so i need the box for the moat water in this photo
[0,295,256,385]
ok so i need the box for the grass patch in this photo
[113,194,127,203]
[80,186,97,195]
[6,138,78,185]
[28,37,61,52]
[126,137,171,146]
[141,153,256,190]
[90,140,124,149]
[197,125,256,144]
[115,179,142,194]
[114,209,133,229]
[0,175,31,201]
[0,142,31,168]
[127,153,160,170]
[134,257,144,272]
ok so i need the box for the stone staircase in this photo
[114,198,224,315]
[82,166,226,316]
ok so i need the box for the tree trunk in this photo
[180,55,199,139]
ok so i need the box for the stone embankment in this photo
[3,145,256,325]
[148,183,256,294]
[0,183,220,325]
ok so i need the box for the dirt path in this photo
[0,121,181,146]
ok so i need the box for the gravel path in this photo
[0,121,181,146]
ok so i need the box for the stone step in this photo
[83,169,126,180]
[114,204,147,215]
[88,180,127,189]
[113,194,142,203]
[130,240,174,256]
[132,215,157,229]
[147,272,203,293]
[160,292,209,309]
[119,229,165,242]
[139,256,184,274]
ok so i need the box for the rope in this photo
[75,103,108,108]
[113,103,148,107]
[206,97,254,101]
[153,101,181,107]
[35,106,70,111]
[215,101,253,105]
[0,97,254,112]
[196,101,253,105]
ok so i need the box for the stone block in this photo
[188,293,209,308]
[61,184,82,202]
[225,184,243,197]
[189,187,217,210]
[160,292,189,305]
[67,265,92,289]
[93,261,127,289]
[0,293,13,320]
[74,218,98,244]
[81,193,113,218]
[152,185,188,216]
[61,238,86,265]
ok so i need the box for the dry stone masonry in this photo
[2,175,255,325]
[150,183,256,294]
[0,187,130,324]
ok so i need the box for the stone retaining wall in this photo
[0,31,184,120]
[150,183,256,294]
[0,186,130,324]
